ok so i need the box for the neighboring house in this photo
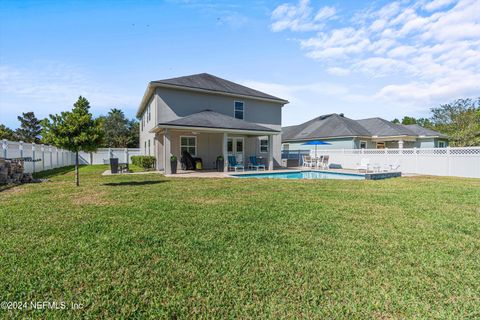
[282,113,448,150]
[137,73,289,173]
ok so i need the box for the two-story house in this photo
[137,73,289,174]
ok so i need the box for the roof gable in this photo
[356,118,416,137]
[152,73,287,103]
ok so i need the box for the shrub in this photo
[131,156,156,170]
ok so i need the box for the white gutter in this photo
[150,124,279,136]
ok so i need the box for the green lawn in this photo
[1,165,479,319]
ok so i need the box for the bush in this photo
[131,156,156,170]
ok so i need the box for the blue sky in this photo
[1,0,479,129]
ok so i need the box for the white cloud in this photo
[271,0,480,112]
[0,62,138,122]
[326,67,351,76]
[314,6,336,21]
[423,0,457,11]
[271,0,336,32]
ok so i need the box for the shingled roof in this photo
[152,73,288,103]
[356,118,417,137]
[157,110,279,133]
[404,124,448,138]
[282,114,371,141]
[282,114,447,142]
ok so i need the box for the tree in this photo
[16,112,42,143]
[42,96,104,186]
[416,118,433,128]
[127,120,139,148]
[0,124,17,140]
[430,98,480,147]
[102,108,131,148]
[401,116,417,125]
[391,118,400,124]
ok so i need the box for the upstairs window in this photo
[234,101,244,120]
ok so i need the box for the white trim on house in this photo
[283,135,373,143]
[150,125,278,136]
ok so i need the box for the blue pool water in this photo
[232,170,365,180]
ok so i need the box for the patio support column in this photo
[398,140,404,149]
[222,132,228,172]
[164,129,171,174]
[267,135,274,171]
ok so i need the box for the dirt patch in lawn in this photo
[70,190,115,206]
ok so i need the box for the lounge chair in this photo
[228,155,244,172]
[248,156,266,171]
[356,158,371,172]
[383,163,400,172]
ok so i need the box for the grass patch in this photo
[1,165,479,319]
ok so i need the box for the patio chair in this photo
[248,156,266,171]
[302,155,314,167]
[320,155,329,169]
[356,158,370,172]
[228,155,244,172]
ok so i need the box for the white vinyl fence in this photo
[287,147,480,178]
[2,140,141,173]
[78,148,141,165]
[2,139,74,173]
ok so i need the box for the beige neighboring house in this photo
[137,73,289,174]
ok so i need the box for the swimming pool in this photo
[232,170,365,180]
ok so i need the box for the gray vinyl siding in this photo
[152,87,283,166]
[139,96,157,156]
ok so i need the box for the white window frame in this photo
[234,101,244,120]
[438,141,446,148]
[260,138,268,153]
[283,143,289,151]
[360,140,367,149]
[180,136,197,156]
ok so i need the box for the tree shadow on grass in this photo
[103,180,168,187]
[33,165,77,179]
[0,184,19,193]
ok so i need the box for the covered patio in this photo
[150,110,280,174]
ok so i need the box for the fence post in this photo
[61,149,64,167]
[124,148,128,164]
[109,147,112,159]
[447,147,451,176]
[41,144,45,171]
[32,142,36,173]
[55,147,59,168]
[2,139,7,159]
[49,146,53,169]
[19,141,24,158]
[414,147,418,173]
